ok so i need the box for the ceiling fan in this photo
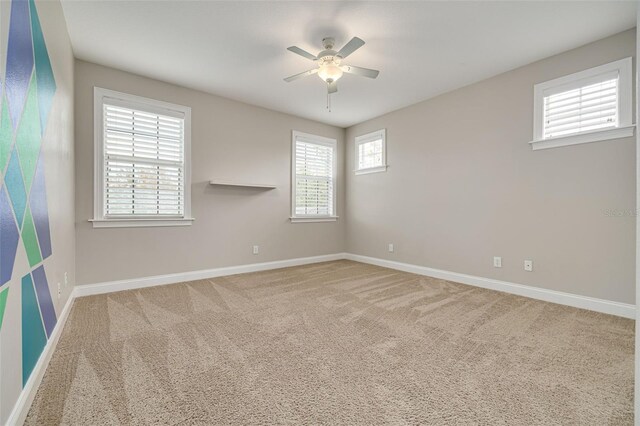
[284,36,379,109]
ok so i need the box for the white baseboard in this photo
[6,289,76,426]
[75,251,635,319]
[74,253,348,298]
[345,253,636,319]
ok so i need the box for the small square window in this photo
[355,129,387,174]
[530,57,634,150]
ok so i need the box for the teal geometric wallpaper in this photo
[30,0,56,136]
[5,147,27,229]
[21,272,47,385]
[0,0,57,386]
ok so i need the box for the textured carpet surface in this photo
[26,260,633,425]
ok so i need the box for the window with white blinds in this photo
[543,75,617,139]
[93,88,192,227]
[292,132,336,220]
[531,57,633,150]
[355,129,387,174]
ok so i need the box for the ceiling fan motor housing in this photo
[322,37,335,49]
[318,50,340,61]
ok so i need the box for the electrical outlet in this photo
[388,243,394,253]
[57,282,61,299]
[524,260,533,272]
[493,256,502,268]
[253,245,259,255]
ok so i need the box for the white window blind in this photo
[543,74,618,139]
[293,134,335,217]
[530,57,632,150]
[103,102,185,217]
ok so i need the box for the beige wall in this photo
[74,60,345,285]
[0,0,75,422]
[77,30,636,305]
[345,29,636,304]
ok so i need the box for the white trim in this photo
[344,254,636,319]
[354,165,388,175]
[6,290,76,426]
[74,253,347,297]
[355,129,387,174]
[291,130,338,221]
[89,218,195,228]
[93,87,192,227]
[530,125,635,151]
[289,216,338,223]
[531,57,633,149]
[72,252,635,318]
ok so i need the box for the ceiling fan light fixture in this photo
[318,62,343,83]
[284,36,379,108]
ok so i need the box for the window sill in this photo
[529,125,635,151]
[355,165,388,175]
[89,218,195,228]
[290,216,338,223]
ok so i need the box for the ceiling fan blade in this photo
[328,81,338,94]
[284,68,318,82]
[340,65,379,79]
[287,46,317,61]
[336,37,365,58]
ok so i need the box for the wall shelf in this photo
[209,180,276,189]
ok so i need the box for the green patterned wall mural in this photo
[0,0,57,386]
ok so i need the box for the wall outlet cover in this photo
[524,260,533,272]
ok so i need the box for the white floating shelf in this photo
[209,180,276,189]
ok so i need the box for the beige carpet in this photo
[26,260,633,425]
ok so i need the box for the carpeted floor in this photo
[26,260,633,425]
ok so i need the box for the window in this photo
[291,131,337,222]
[530,57,634,150]
[355,129,387,174]
[92,88,192,228]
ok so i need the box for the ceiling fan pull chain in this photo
[327,91,331,112]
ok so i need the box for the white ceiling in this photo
[61,1,636,128]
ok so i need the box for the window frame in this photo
[290,130,338,223]
[92,87,193,228]
[355,129,387,175]
[530,57,634,151]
